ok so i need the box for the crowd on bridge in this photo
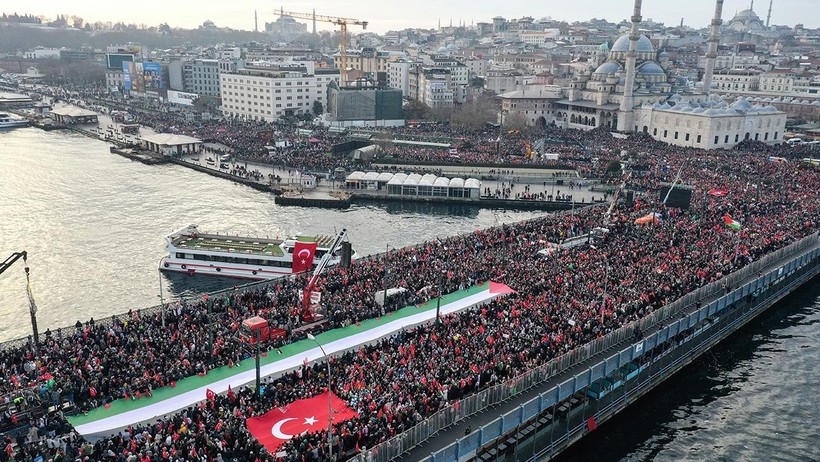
[4,82,819,461]
[1,126,818,461]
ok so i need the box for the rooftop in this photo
[141,133,202,146]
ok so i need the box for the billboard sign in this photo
[143,62,162,90]
[167,90,198,106]
[122,61,135,91]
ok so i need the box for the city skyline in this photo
[4,0,819,34]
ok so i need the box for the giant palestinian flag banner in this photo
[67,281,514,441]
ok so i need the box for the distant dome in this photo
[730,99,753,111]
[594,61,622,74]
[611,34,654,53]
[733,9,761,21]
[638,61,665,75]
[437,46,448,54]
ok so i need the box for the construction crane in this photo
[300,228,349,322]
[0,251,40,347]
[273,8,368,84]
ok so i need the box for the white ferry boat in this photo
[159,225,355,279]
[0,112,29,129]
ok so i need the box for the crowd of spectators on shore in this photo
[0,128,818,461]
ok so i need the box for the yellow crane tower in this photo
[273,8,368,85]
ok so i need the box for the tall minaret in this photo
[766,0,773,27]
[254,10,258,33]
[312,9,316,34]
[702,0,724,97]
[617,0,642,132]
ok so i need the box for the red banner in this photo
[292,241,318,274]
[246,391,358,452]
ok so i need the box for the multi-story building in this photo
[334,47,401,79]
[419,68,454,108]
[105,70,125,90]
[711,69,761,93]
[759,69,796,94]
[500,85,564,128]
[315,68,341,113]
[387,61,413,97]
[220,66,319,121]
[23,47,61,59]
[184,59,222,98]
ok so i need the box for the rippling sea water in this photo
[0,127,544,341]
[554,280,820,462]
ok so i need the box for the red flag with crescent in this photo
[292,241,318,274]
[246,391,358,452]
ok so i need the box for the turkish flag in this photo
[206,388,215,401]
[246,391,358,452]
[292,241,318,274]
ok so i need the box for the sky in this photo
[5,0,819,33]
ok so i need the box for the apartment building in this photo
[220,67,319,121]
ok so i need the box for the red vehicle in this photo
[239,316,286,343]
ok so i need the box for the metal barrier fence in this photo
[352,231,819,462]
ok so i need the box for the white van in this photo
[786,138,802,145]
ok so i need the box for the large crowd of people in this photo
[3,83,820,462]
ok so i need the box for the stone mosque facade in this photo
[506,0,786,150]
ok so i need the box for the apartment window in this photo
[725,135,729,143]
[685,133,690,141]
[674,132,679,140]
[663,130,668,138]
[697,135,702,143]
[735,134,739,142]
[764,132,769,140]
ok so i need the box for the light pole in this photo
[307,333,333,461]
[157,257,166,327]
[590,245,608,326]
[382,244,395,309]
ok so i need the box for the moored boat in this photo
[159,225,356,279]
[0,112,29,129]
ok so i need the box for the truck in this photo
[239,316,287,344]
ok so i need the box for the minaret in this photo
[702,0,724,97]
[766,0,773,27]
[254,10,258,33]
[312,9,316,34]
[617,0,642,132]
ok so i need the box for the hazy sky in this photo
[6,0,819,33]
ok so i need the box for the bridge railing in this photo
[353,231,819,462]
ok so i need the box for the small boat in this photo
[159,225,356,280]
[0,112,29,129]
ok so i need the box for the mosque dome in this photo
[610,34,655,53]
[594,61,622,75]
[638,61,665,75]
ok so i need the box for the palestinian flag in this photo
[723,213,742,231]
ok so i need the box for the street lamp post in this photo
[157,257,166,327]
[435,274,443,328]
[590,245,608,326]
[307,333,333,461]
[382,244,395,310]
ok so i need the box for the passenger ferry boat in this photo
[0,112,29,129]
[159,225,354,279]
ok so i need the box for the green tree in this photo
[312,100,323,116]
[403,100,429,121]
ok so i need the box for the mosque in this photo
[505,0,786,150]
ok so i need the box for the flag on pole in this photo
[206,388,215,401]
[723,213,742,231]
[292,241,318,274]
